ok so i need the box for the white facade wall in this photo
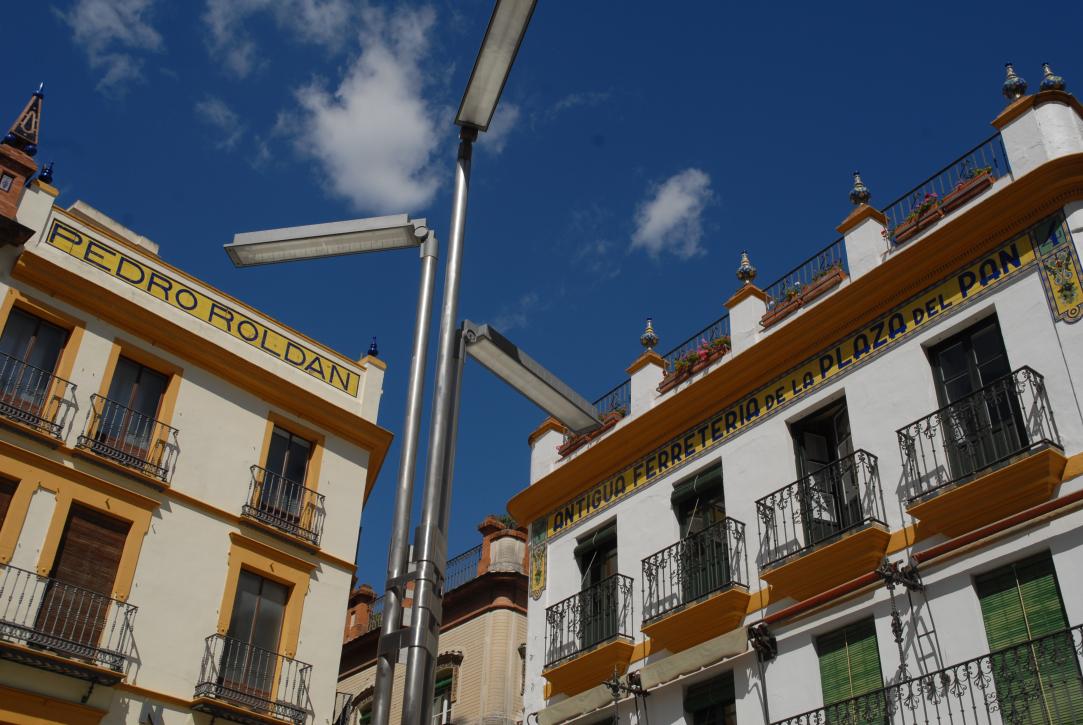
[523,97,1083,724]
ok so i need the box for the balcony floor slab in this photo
[761,525,890,603]
[642,586,750,654]
[543,637,634,698]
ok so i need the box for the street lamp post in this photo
[223,217,438,725]
[399,2,537,723]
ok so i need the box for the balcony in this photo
[364,594,384,634]
[0,563,136,684]
[898,367,1066,538]
[0,353,77,439]
[243,466,326,547]
[640,517,750,653]
[193,633,311,725]
[543,573,635,697]
[772,622,1083,725]
[444,543,483,592]
[76,394,179,483]
[756,450,889,602]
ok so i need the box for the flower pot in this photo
[800,267,847,305]
[657,369,691,394]
[761,296,802,328]
[893,207,945,243]
[940,173,994,214]
[557,411,624,457]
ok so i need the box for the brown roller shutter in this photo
[34,504,131,649]
[0,478,16,528]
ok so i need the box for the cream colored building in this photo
[337,517,528,725]
[0,88,391,724]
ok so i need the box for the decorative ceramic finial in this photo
[1002,63,1028,101]
[1040,63,1066,92]
[849,171,871,206]
[639,317,659,351]
[736,251,757,285]
[367,336,379,357]
[3,84,44,156]
[39,162,54,185]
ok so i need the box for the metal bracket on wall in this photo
[748,622,777,662]
[876,557,924,677]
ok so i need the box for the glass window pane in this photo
[0,310,39,359]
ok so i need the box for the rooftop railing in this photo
[755,450,886,569]
[0,562,137,673]
[772,622,1083,725]
[193,633,311,724]
[661,313,732,373]
[243,465,326,547]
[76,394,179,483]
[883,133,1010,244]
[761,238,848,309]
[641,517,748,623]
[545,573,634,669]
[0,353,77,439]
[897,366,1061,504]
[444,544,483,593]
[593,380,631,418]
[364,595,384,634]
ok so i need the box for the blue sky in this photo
[7,1,1083,590]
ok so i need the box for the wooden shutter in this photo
[976,552,1083,722]
[817,618,884,710]
[0,478,16,529]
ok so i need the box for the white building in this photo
[0,88,391,724]
[511,66,1083,725]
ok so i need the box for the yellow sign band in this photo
[545,234,1038,537]
[45,220,360,397]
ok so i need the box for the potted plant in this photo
[658,352,696,393]
[558,407,627,456]
[761,285,802,327]
[893,192,943,243]
[940,164,994,214]
[800,262,847,305]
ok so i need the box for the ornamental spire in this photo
[1040,63,1066,92]
[736,251,757,285]
[2,83,44,157]
[639,317,658,351]
[1002,63,1027,102]
[849,171,871,206]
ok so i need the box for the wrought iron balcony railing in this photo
[661,313,732,373]
[883,133,1010,243]
[773,622,1083,725]
[194,633,311,724]
[897,367,1061,504]
[363,593,385,632]
[243,466,326,547]
[76,394,179,482]
[593,380,631,418]
[762,237,848,309]
[545,573,633,669]
[444,544,483,593]
[0,563,137,672]
[0,352,77,439]
[334,691,353,725]
[755,450,886,569]
[642,517,748,623]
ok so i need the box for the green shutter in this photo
[684,671,735,713]
[817,628,853,707]
[976,551,1083,723]
[846,619,884,697]
[817,618,884,724]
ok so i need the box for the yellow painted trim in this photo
[261,411,327,494]
[0,682,107,724]
[12,249,392,492]
[1062,451,1083,482]
[640,587,750,653]
[218,532,313,659]
[359,354,386,370]
[626,350,665,376]
[31,179,60,198]
[0,475,35,565]
[543,638,634,697]
[724,283,768,308]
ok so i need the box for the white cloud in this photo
[202,0,353,78]
[194,96,245,149]
[630,169,713,259]
[289,5,443,213]
[56,0,163,95]
[482,103,521,155]
[493,292,542,332]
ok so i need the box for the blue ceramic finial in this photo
[736,251,757,285]
[1003,63,1028,101]
[640,317,659,351]
[34,82,44,98]
[849,171,871,206]
[39,162,54,185]
[367,336,379,357]
[1040,63,1066,92]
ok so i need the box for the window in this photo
[574,522,619,650]
[259,425,313,522]
[671,463,729,604]
[432,668,453,725]
[222,570,290,699]
[0,308,69,422]
[36,504,131,651]
[95,356,169,463]
[790,399,861,545]
[928,315,1025,481]
[0,173,13,193]
[975,552,1083,720]
[816,618,885,719]
[684,671,736,725]
[672,462,725,537]
[0,478,17,529]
